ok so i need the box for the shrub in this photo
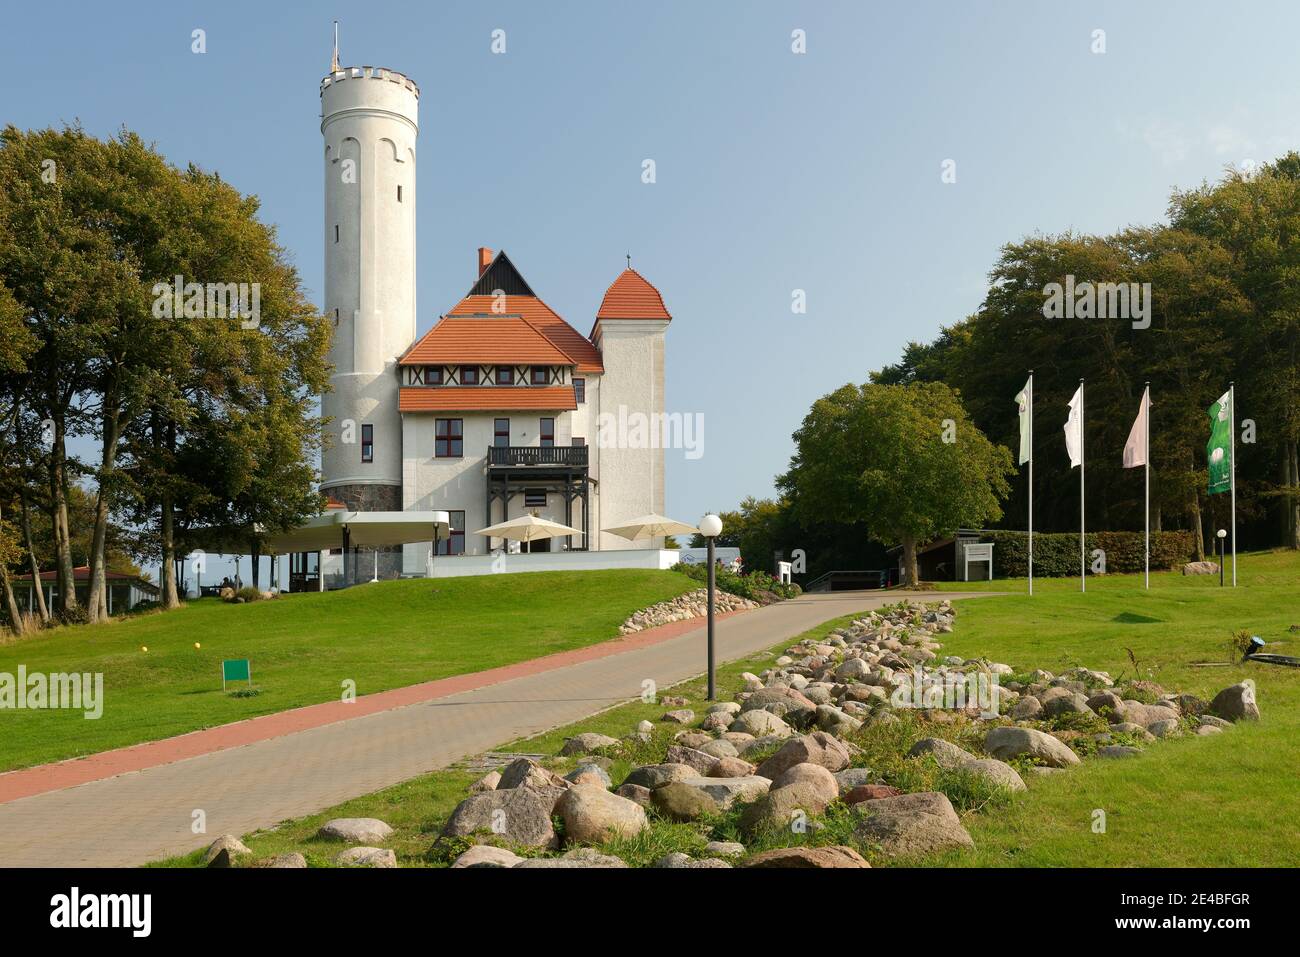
[672,562,801,601]
[981,530,1194,578]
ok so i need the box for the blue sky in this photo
[6,1,1300,580]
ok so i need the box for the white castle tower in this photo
[319,29,418,522]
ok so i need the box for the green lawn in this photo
[154,549,1300,868]
[0,569,696,772]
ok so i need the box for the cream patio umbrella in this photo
[475,514,585,553]
[602,513,701,543]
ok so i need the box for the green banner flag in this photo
[1206,390,1231,494]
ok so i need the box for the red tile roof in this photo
[399,385,578,413]
[595,269,672,322]
[401,299,605,374]
[400,316,574,365]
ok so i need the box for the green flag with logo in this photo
[1206,390,1231,494]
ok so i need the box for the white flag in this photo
[1063,385,1083,468]
[1123,389,1149,468]
[1014,377,1032,466]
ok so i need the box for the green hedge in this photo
[673,562,802,600]
[982,530,1195,578]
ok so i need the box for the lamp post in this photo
[1217,528,1227,587]
[699,513,723,700]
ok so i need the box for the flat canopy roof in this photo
[186,511,452,556]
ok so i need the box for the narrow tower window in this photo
[540,418,555,448]
[397,185,403,202]
[334,224,339,243]
[361,424,374,463]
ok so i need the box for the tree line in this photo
[0,126,331,631]
[708,156,1300,581]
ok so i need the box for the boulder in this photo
[450,844,524,868]
[959,758,1026,792]
[741,846,871,868]
[770,763,839,806]
[697,739,739,759]
[754,731,852,780]
[440,786,563,849]
[556,785,648,844]
[1148,718,1181,739]
[1182,561,1219,575]
[710,756,757,778]
[740,780,836,834]
[739,687,817,726]
[469,771,501,793]
[1210,682,1260,722]
[906,737,977,770]
[614,783,652,806]
[674,731,713,750]
[660,709,695,724]
[654,852,732,869]
[559,732,619,756]
[621,763,699,790]
[1114,700,1180,729]
[834,767,877,793]
[1086,691,1124,716]
[663,745,721,775]
[335,846,397,868]
[730,710,793,737]
[497,757,569,791]
[203,834,252,868]
[514,848,628,868]
[252,853,307,868]
[650,782,719,821]
[317,818,395,844]
[1011,696,1043,720]
[1199,715,1231,729]
[675,775,771,809]
[704,840,746,857]
[1097,745,1142,759]
[853,791,974,858]
[565,764,612,789]
[843,784,903,804]
[1043,691,1092,717]
[984,727,1080,768]
[700,712,734,732]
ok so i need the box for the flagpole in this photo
[1230,381,1237,587]
[1080,377,1086,593]
[1028,371,1034,597]
[1144,382,1150,590]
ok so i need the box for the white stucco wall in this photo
[319,67,419,493]
[591,319,669,551]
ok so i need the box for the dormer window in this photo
[426,367,443,386]
[495,366,514,385]
[461,366,480,385]
[530,366,548,385]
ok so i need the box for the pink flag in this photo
[1123,388,1150,468]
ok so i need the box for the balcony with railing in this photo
[487,445,589,468]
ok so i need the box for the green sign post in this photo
[222,658,252,690]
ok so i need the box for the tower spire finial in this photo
[626,252,632,270]
[331,20,341,73]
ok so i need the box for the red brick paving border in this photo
[0,607,752,805]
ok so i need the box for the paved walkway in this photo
[0,590,983,867]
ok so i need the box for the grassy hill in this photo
[0,569,696,772]
[156,549,1300,868]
